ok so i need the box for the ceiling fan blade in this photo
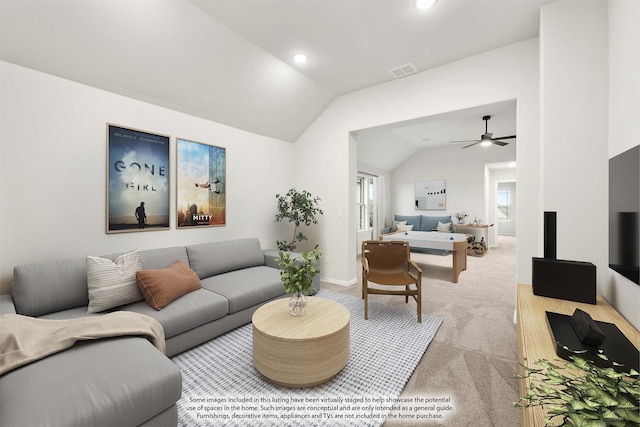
[493,135,516,140]
[492,140,509,147]
[450,139,480,144]
[462,142,481,149]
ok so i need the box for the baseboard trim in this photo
[320,276,357,287]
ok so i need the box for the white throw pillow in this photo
[437,221,452,232]
[392,220,407,231]
[397,223,414,232]
[87,249,143,313]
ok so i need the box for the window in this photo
[356,175,375,231]
[497,190,511,221]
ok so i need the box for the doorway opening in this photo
[497,181,516,236]
[356,173,378,255]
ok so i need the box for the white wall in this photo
[540,0,610,292]
[607,0,640,330]
[295,38,540,286]
[0,61,295,294]
[390,143,516,244]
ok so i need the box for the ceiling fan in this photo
[450,115,516,148]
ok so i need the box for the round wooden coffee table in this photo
[252,297,350,388]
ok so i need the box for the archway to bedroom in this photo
[351,99,517,271]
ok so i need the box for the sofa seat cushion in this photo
[37,306,103,320]
[36,288,228,339]
[118,288,228,338]
[0,337,181,427]
[201,266,285,314]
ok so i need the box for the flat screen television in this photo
[609,145,639,285]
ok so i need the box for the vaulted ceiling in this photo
[0,0,552,144]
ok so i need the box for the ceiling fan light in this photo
[293,53,308,64]
[481,140,492,147]
[415,0,438,10]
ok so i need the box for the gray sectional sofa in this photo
[0,238,307,427]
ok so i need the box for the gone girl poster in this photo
[107,124,170,233]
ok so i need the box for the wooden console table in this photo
[516,284,640,426]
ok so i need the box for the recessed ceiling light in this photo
[415,0,438,10]
[293,53,308,64]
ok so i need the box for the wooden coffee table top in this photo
[252,297,350,341]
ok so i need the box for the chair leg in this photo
[405,285,409,304]
[417,282,422,323]
[364,286,369,320]
[361,271,366,299]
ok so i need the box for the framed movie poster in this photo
[106,124,170,233]
[415,180,446,210]
[176,138,226,228]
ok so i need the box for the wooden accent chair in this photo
[361,240,422,323]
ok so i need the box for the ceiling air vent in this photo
[389,63,417,78]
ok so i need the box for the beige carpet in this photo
[322,235,520,426]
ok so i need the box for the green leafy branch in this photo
[277,247,321,295]
[275,188,323,252]
[515,351,639,426]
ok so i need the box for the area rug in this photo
[171,289,442,427]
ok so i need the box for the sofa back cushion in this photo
[186,238,265,279]
[12,257,88,316]
[139,246,190,270]
[11,246,191,317]
[394,215,421,231]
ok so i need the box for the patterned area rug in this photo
[172,289,442,427]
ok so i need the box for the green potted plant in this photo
[277,246,321,316]
[515,352,640,426]
[274,188,323,252]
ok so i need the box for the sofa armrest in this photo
[263,249,306,269]
[262,249,320,294]
[263,249,282,269]
[0,294,17,314]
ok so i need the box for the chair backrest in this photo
[362,240,409,274]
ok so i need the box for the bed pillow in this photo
[392,220,407,232]
[437,221,452,232]
[397,223,414,232]
[86,249,143,313]
[136,260,202,310]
